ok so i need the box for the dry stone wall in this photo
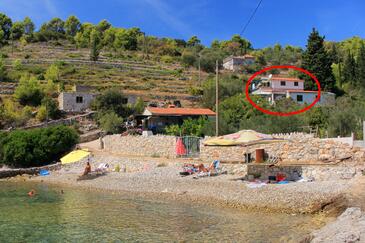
[200,134,364,164]
[246,164,360,181]
[102,135,177,158]
[0,163,61,179]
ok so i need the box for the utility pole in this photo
[215,60,219,136]
[198,54,201,85]
[45,99,48,127]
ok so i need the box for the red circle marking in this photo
[245,65,321,116]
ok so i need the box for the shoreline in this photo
[2,153,352,215]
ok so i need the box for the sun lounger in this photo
[94,163,109,174]
[193,160,227,178]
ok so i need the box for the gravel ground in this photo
[310,207,365,242]
[15,153,352,214]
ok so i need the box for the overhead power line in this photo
[239,0,263,36]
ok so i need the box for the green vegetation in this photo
[0,12,364,139]
[165,117,208,137]
[92,89,132,117]
[14,75,44,106]
[98,111,123,134]
[301,28,335,91]
[0,125,79,167]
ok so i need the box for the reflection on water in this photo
[0,181,327,242]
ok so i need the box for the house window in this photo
[294,82,299,86]
[76,96,83,103]
[297,95,303,102]
[280,81,286,86]
[121,98,128,104]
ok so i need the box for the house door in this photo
[176,136,201,158]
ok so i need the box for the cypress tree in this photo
[301,28,335,91]
[90,28,101,62]
[356,43,365,88]
[343,51,357,85]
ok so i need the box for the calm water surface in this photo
[0,181,328,242]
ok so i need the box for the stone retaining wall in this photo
[201,135,365,164]
[0,163,61,179]
[79,129,101,143]
[247,164,360,181]
[102,135,177,158]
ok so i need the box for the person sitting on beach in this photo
[195,162,216,173]
[82,162,91,176]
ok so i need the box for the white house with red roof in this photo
[251,75,335,105]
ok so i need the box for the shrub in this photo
[0,125,79,167]
[133,97,145,114]
[36,106,47,121]
[92,89,133,118]
[45,64,60,82]
[161,55,174,63]
[13,59,22,70]
[165,117,208,137]
[98,111,123,134]
[14,75,45,106]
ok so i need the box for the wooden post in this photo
[198,55,201,85]
[215,60,219,137]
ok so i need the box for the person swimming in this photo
[28,189,36,197]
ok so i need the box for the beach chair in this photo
[94,163,110,174]
[195,160,225,178]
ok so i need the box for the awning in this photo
[60,149,91,164]
[203,130,284,146]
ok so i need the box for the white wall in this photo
[223,59,234,70]
[271,80,304,90]
[287,92,335,105]
[58,92,96,112]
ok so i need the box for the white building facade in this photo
[251,76,335,105]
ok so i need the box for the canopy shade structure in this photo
[203,130,284,146]
[60,149,91,164]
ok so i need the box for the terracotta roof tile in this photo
[146,107,216,116]
[270,76,304,82]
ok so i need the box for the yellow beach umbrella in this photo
[60,149,91,164]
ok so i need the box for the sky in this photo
[1,0,365,48]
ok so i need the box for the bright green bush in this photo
[0,125,79,167]
[36,106,47,121]
[98,111,123,134]
[14,75,45,106]
[165,117,208,137]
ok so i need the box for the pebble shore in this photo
[19,153,352,214]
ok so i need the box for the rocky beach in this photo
[5,151,352,214]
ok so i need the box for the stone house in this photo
[223,55,255,71]
[58,91,96,112]
[58,85,138,112]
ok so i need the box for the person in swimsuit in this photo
[82,162,91,176]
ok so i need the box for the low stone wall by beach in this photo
[102,135,177,158]
[79,129,101,143]
[0,163,61,179]
[201,134,365,164]
[247,164,360,181]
